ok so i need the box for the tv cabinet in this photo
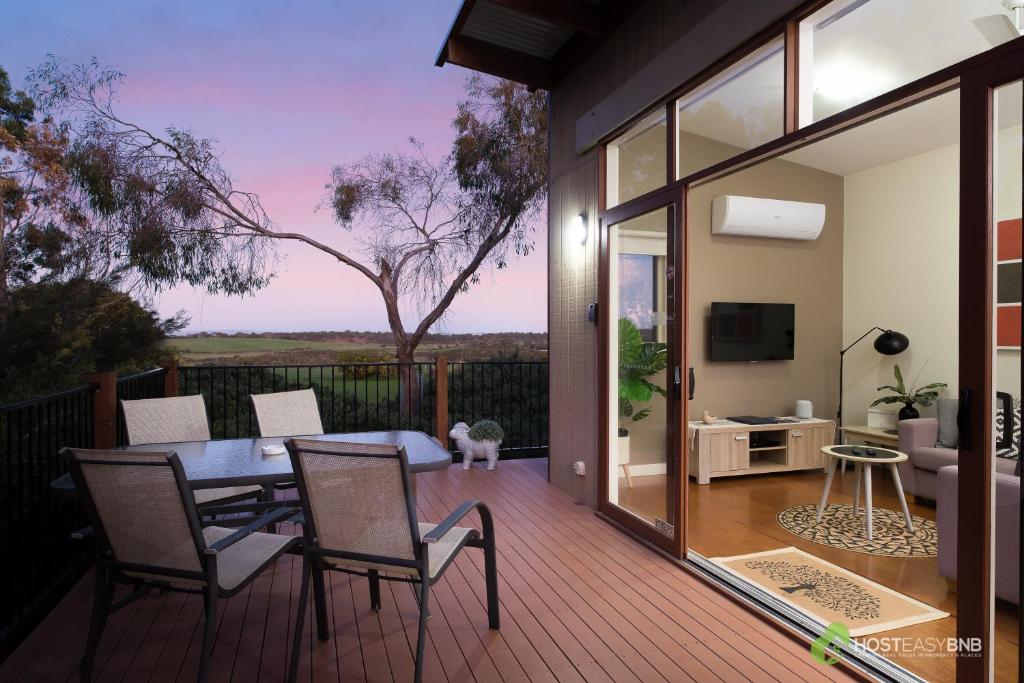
[688,417,835,484]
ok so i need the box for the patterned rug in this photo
[712,547,949,636]
[777,504,938,557]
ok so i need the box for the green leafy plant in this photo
[468,419,504,442]
[618,317,668,424]
[870,363,947,409]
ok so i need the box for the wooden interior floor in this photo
[0,459,863,683]
[618,469,1020,683]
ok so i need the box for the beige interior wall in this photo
[686,133,845,421]
[842,143,960,424]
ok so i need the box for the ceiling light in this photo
[814,60,891,104]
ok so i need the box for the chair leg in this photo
[483,536,500,630]
[288,555,311,683]
[621,464,633,488]
[198,586,218,683]
[368,570,381,611]
[79,566,113,682]
[414,582,431,683]
[311,559,329,641]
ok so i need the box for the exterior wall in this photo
[547,0,803,507]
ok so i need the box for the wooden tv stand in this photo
[688,417,835,485]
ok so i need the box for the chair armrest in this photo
[422,500,481,544]
[899,418,939,453]
[205,506,297,555]
[71,525,94,541]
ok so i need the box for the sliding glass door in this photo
[599,189,686,556]
[960,46,1023,683]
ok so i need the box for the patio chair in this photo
[65,447,299,683]
[121,395,263,506]
[250,388,324,438]
[284,439,499,683]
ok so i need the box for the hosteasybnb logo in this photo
[810,622,983,665]
[811,622,850,665]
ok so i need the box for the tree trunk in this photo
[396,344,423,426]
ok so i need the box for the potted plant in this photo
[870,363,947,420]
[618,318,668,458]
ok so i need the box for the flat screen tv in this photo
[709,302,795,361]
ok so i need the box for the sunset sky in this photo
[2,1,548,334]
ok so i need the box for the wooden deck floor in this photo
[0,459,861,682]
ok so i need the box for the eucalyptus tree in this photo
[30,61,547,369]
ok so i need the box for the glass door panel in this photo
[991,77,1021,683]
[603,202,682,554]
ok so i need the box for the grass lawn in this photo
[166,337,392,356]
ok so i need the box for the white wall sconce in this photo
[571,212,588,245]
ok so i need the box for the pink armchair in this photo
[936,466,1020,605]
[898,418,1017,501]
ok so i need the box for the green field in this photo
[166,337,392,355]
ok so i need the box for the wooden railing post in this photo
[90,371,117,449]
[435,356,449,448]
[163,359,179,397]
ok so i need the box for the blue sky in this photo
[2,1,548,333]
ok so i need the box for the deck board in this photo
[0,459,861,682]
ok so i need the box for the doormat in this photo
[778,503,938,557]
[710,547,948,636]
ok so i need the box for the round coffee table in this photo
[816,444,913,541]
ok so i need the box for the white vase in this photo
[795,400,813,419]
[617,434,631,465]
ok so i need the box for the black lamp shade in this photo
[874,330,909,355]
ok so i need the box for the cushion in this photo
[912,446,960,474]
[995,397,1020,462]
[935,398,959,448]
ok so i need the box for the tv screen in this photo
[709,302,795,361]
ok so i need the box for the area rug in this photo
[777,503,937,557]
[711,547,948,636]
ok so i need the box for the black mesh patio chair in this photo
[121,395,265,507]
[250,388,325,492]
[65,447,299,683]
[284,439,499,683]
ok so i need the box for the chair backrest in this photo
[66,448,205,579]
[121,394,211,445]
[285,439,420,566]
[251,388,324,438]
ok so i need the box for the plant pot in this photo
[898,402,920,420]
[617,428,631,466]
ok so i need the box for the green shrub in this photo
[468,419,504,443]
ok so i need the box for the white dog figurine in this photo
[449,420,504,470]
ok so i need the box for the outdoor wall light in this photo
[571,213,588,245]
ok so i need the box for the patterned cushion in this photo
[995,397,1021,461]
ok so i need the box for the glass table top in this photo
[827,444,902,460]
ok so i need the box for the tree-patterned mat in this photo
[711,547,948,636]
[777,504,937,557]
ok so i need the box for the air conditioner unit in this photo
[711,195,826,241]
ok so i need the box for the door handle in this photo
[673,366,682,399]
[957,389,972,450]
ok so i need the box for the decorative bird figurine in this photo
[702,410,718,425]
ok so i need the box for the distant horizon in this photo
[3,1,548,335]
[170,328,549,336]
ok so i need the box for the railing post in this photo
[435,356,449,448]
[163,359,179,397]
[90,371,117,449]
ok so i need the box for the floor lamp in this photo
[837,328,910,443]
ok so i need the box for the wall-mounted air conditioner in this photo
[711,195,826,241]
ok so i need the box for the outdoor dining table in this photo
[50,430,452,497]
